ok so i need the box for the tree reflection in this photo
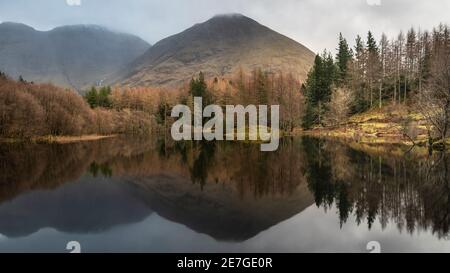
[88,161,113,177]
[0,136,448,238]
[190,141,216,189]
[302,136,450,238]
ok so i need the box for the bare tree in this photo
[379,33,389,108]
[397,32,405,104]
[325,87,354,127]
[417,24,450,147]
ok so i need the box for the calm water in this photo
[0,136,449,253]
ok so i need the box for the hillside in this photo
[117,14,315,87]
[0,22,150,91]
[300,104,450,148]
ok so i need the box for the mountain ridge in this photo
[0,22,150,91]
[116,13,315,87]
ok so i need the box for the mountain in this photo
[117,14,315,87]
[128,173,314,241]
[0,177,152,238]
[0,22,150,91]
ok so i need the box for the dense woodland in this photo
[302,24,449,145]
[82,69,304,133]
[0,24,448,145]
[0,73,153,138]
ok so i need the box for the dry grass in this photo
[35,135,117,144]
[299,103,441,147]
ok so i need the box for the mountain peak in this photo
[52,24,109,32]
[212,13,246,19]
[118,15,315,87]
[205,13,260,27]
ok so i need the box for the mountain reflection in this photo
[0,136,448,241]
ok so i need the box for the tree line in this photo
[109,69,305,134]
[0,74,154,138]
[3,22,447,143]
[302,24,449,145]
[182,69,304,132]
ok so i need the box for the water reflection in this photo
[0,136,448,251]
[302,137,449,239]
[0,176,151,237]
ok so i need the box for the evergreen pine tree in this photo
[336,33,353,86]
[98,86,112,108]
[302,52,336,128]
[367,31,378,53]
[190,71,210,104]
[366,31,380,107]
[85,87,99,108]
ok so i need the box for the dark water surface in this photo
[0,136,448,252]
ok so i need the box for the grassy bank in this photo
[35,134,117,144]
[0,134,118,144]
[297,105,450,149]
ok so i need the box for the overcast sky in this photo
[0,0,448,53]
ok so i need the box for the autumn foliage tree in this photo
[0,75,154,138]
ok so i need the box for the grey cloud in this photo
[0,0,448,52]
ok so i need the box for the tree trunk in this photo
[442,99,450,145]
[418,75,422,93]
[379,82,382,108]
[394,83,397,105]
[404,77,407,103]
[318,101,321,125]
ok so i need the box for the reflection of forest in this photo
[303,137,449,239]
[0,137,155,202]
[124,139,314,241]
[0,137,314,240]
[0,136,448,239]
[0,136,309,201]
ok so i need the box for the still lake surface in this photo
[0,136,449,253]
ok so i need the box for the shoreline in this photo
[1,129,448,151]
[289,105,450,150]
[294,128,450,150]
[294,128,417,145]
[0,134,117,144]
